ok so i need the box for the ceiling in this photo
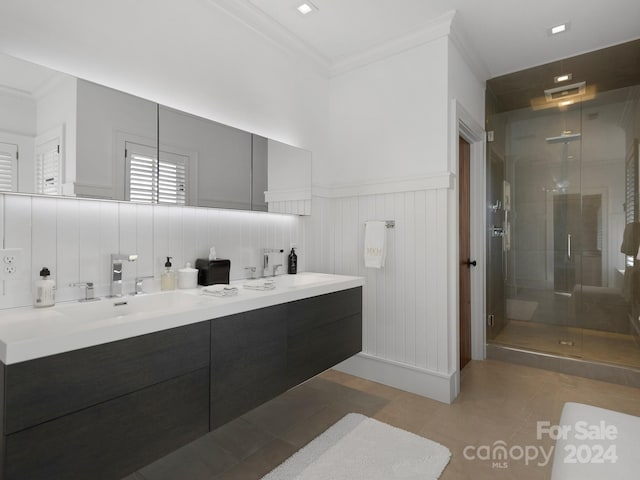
[0,53,59,95]
[228,0,640,79]
[487,39,640,113]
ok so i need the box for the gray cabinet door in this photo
[210,305,288,429]
[5,368,210,480]
[4,322,210,434]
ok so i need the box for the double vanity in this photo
[0,273,363,480]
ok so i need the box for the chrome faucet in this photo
[110,253,138,297]
[70,281,98,302]
[262,248,284,277]
[133,275,153,295]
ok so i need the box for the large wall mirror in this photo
[0,52,311,215]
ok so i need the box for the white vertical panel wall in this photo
[305,186,456,403]
[0,193,303,309]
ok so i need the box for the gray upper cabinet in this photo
[158,106,251,210]
[0,51,311,214]
[76,80,158,201]
[251,135,268,212]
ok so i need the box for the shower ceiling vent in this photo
[530,81,596,110]
[544,81,586,102]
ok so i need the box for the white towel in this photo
[201,284,238,297]
[364,221,387,269]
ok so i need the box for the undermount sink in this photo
[54,291,204,323]
[271,273,334,288]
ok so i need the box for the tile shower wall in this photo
[305,188,451,374]
[0,193,303,309]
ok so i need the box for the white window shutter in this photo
[35,137,61,195]
[0,142,18,192]
[125,142,188,205]
[158,150,187,205]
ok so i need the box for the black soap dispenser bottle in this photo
[161,256,176,291]
[287,248,297,274]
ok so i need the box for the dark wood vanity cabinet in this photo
[0,286,362,479]
[0,322,211,480]
[286,288,363,388]
[210,287,363,428]
[210,304,288,429]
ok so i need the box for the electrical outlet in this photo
[0,248,24,280]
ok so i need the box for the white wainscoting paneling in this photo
[307,188,455,388]
[0,194,302,309]
[307,187,454,397]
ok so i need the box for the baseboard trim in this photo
[334,352,456,404]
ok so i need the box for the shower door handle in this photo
[567,233,572,259]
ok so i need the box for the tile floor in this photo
[493,319,640,369]
[124,359,640,480]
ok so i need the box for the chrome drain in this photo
[558,339,575,346]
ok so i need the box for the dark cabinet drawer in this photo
[4,367,210,480]
[286,287,362,336]
[211,305,287,429]
[287,312,362,386]
[5,321,210,434]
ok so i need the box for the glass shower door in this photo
[544,122,583,351]
[489,103,585,354]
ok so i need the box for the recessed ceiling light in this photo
[548,23,570,36]
[296,2,317,15]
[554,74,572,83]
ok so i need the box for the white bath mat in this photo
[261,413,451,480]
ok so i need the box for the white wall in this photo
[308,32,485,403]
[0,87,35,136]
[326,38,449,188]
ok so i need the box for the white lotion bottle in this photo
[178,262,198,289]
[34,267,56,308]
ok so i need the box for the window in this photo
[35,134,62,195]
[0,141,18,192]
[125,142,188,205]
[624,140,639,267]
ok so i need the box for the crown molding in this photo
[448,12,491,82]
[329,10,456,77]
[312,172,454,199]
[206,3,467,79]
[206,0,331,74]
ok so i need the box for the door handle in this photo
[567,233,572,259]
[464,259,477,267]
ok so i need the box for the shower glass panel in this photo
[486,84,640,369]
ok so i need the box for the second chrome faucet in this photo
[110,253,138,297]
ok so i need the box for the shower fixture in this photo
[545,132,582,143]
[544,82,586,102]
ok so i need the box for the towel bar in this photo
[364,220,395,229]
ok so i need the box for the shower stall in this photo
[485,40,640,381]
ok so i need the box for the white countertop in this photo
[0,272,364,365]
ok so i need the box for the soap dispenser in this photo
[161,257,176,291]
[34,267,56,308]
[287,248,297,274]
